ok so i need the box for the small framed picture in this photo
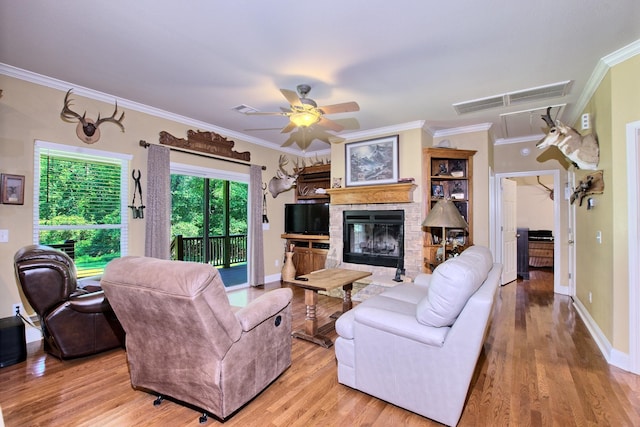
[431,184,444,198]
[448,229,466,245]
[1,174,25,205]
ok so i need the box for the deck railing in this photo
[171,234,247,267]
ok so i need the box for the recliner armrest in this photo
[68,290,112,313]
[235,288,293,332]
[354,306,448,347]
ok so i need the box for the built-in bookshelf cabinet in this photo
[295,163,330,203]
[422,147,477,271]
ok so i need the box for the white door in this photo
[501,178,518,284]
[567,171,576,296]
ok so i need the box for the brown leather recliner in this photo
[101,256,293,422]
[13,245,125,359]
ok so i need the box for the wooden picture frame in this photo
[1,174,25,205]
[431,184,444,199]
[345,135,399,187]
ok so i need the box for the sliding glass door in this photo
[170,170,248,287]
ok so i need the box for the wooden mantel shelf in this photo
[326,183,417,205]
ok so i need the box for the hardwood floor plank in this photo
[1,270,639,426]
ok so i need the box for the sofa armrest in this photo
[235,288,293,332]
[68,290,112,313]
[413,273,431,286]
[354,306,448,347]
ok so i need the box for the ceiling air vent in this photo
[453,80,573,115]
[507,81,573,105]
[231,104,258,114]
[453,95,506,115]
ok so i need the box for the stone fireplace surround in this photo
[327,202,423,279]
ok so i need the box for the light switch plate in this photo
[0,229,8,243]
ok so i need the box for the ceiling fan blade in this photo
[243,127,285,131]
[332,117,360,130]
[280,135,297,147]
[282,129,313,150]
[306,127,346,144]
[280,121,297,134]
[317,116,345,132]
[280,89,302,107]
[244,111,287,116]
[318,101,360,115]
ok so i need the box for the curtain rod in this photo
[139,140,266,170]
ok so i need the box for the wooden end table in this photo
[287,268,372,348]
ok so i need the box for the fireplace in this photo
[343,210,404,268]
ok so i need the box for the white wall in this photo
[514,176,555,231]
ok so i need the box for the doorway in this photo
[170,163,250,288]
[494,170,565,295]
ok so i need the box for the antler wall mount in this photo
[60,89,125,144]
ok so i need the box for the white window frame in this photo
[33,140,132,262]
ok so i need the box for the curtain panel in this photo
[145,144,171,259]
[249,165,265,286]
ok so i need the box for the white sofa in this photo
[335,245,502,426]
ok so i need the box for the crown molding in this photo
[494,133,545,146]
[602,39,640,67]
[340,120,426,142]
[0,63,279,152]
[570,39,640,125]
[432,123,493,137]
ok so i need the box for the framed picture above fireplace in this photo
[345,135,399,187]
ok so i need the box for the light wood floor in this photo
[1,269,639,426]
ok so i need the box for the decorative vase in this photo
[282,252,296,281]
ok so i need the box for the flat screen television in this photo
[284,203,330,235]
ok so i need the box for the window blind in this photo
[33,141,131,277]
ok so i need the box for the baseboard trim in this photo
[572,297,631,372]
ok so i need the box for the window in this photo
[34,141,131,277]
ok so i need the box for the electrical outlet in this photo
[588,292,593,304]
[12,303,23,316]
[275,259,280,267]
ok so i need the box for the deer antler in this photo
[60,89,125,142]
[293,157,306,174]
[61,89,88,125]
[541,106,555,128]
[278,155,290,175]
[95,101,125,132]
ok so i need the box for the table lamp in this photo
[422,199,469,262]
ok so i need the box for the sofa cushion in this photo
[458,245,493,277]
[379,283,429,304]
[416,246,492,327]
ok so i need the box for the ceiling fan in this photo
[245,84,360,135]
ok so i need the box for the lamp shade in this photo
[422,199,468,229]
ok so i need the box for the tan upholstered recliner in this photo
[14,244,125,359]
[101,256,293,422]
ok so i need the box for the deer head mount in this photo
[536,107,599,170]
[268,155,304,198]
[60,89,125,144]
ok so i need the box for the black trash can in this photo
[0,316,27,367]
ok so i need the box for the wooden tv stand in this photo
[281,234,330,276]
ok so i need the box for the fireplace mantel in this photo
[326,183,417,205]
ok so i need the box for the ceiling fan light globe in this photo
[290,111,321,128]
